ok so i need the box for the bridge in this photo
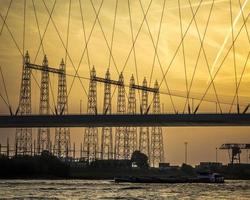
[1,0,250,166]
[1,114,250,128]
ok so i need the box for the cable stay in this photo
[0,66,12,115]
[0,0,13,35]
[230,0,239,113]
[157,0,203,90]
[42,0,88,98]
[229,52,250,113]
[177,0,189,114]
[193,6,250,114]
[138,0,177,113]
[183,0,216,113]
[67,0,104,98]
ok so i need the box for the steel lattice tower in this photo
[101,69,113,159]
[127,75,137,157]
[53,59,71,157]
[15,51,32,155]
[139,77,150,160]
[115,73,128,159]
[151,80,164,167]
[84,67,98,161]
[37,55,50,154]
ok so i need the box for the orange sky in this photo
[0,0,250,165]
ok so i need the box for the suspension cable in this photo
[0,13,23,56]
[183,0,215,113]
[230,0,239,113]
[108,0,118,69]
[121,0,153,74]
[238,0,250,44]
[67,0,104,97]
[32,0,56,113]
[79,0,91,72]
[138,0,176,113]
[157,0,203,89]
[194,9,250,112]
[148,0,166,87]
[0,0,12,35]
[0,65,12,113]
[128,0,141,107]
[33,0,56,62]
[185,0,222,113]
[229,52,250,113]
[65,0,72,66]
[23,0,26,56]
[42,0,88,97]
[177,0,189,113]
[89,0,120,75]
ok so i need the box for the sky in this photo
[0,0,250,165]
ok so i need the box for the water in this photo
[0,180,249,199]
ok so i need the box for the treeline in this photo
[0,152,70,178]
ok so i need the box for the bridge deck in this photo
[0,114,250,128]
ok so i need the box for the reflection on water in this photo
[0,179,249,199]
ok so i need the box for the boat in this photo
[114,173,224,183]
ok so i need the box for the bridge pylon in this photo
[101,69,113,159]
[53,59,71,157]
[15,51,32,155]
[37,55,51,154]
[84,67,98,161]
[151,80,164,167]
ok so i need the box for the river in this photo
[0,179,249,199]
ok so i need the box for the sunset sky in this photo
[0,0,250,165]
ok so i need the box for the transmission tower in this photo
[84,67,98,161]
[115,73,128,159]
[53,59,71,157]
[37,55,50,154]
[127,75,137,157]
[101,69,113,159]
[151,80,164,167]
[139,77,150,160]
[15,51,32,155]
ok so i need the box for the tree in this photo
[131,151,149,169]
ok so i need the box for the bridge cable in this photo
[183,0,222,114]
[193,8,250,113]
[239,0,250,44]
[42,0,88,98]
[120,0,153,74]
[108,0,118,70]
[157,0,203,91]
[0,14,23,56]
[67,0,104,98]
[138,0,177,113]
[177,0,189,114]
[148,0,166,87]
[183,0,215,113]
[128,0,142,109]
[230,0,239,113]
[33,0,56,62]
[0,0,12,35]
[0,66,12,114]
[229,52,250,113]
[23,0,26,56]
[79,0,91,72]
[89,0,130,103]
[60,0,72,114]
[89,0,120,76]
[32,0,57,114]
